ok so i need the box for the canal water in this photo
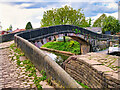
[41,50,69,66]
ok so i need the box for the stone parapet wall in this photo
[14,35,81,88]
[0,33,15,43]
[64,53,120,88]
[0,31,24,43]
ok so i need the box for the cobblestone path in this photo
[0,41,54,89]
[0,41,14,89]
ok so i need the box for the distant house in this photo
[12,29,25,33]
[85,27,102,34]
[0,31,9,35]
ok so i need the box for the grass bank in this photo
[42,40,81,55]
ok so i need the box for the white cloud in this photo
[16,3,33,8]
[0,3,46,30]
[0,0,119,2]
[0,1,119,31]
[105,2,118,10]
[105,12,118,19]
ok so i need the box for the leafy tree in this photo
[5,28,9,31]
[93,14,120,34]
[25,22,33,30]
[9,25,12,30]
[41,5,89,27]
[88,18,92,27]
[102,16,120,34]
[93,13,107,27]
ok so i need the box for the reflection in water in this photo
[42,50,69,66]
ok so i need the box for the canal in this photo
[41,50,69,67]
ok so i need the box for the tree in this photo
[88,18,92,27]
[93,13,107,27]
[9,25,12,30]
[102,16,120,34]
[93,14,120,34]
[25,22,33,30]
[41,5,89,27]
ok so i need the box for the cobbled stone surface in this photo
[0,41,55,89]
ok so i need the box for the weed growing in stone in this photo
[76,80,90,89]
[9,43,50,89]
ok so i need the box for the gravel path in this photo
[0,41,55,89]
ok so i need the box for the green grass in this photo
[76,80,91,89]
[42,40,81,54]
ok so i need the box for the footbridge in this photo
[15,25,118,54]
[0,25,119,88]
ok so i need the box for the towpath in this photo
[0,41,54,89]
[96,49,109,54]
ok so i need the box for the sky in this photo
[0,0,119,30]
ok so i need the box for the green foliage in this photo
[74,28,81,34]
[75,29,78,34]
[88,18,92,27]
[5,28,10,31]
[42,40,80,54]
[47,78,52,85]
[17,59,21,66]
[40,70,46,76]
[93,13,107,27]
[76,80,90,89]
[93,13,120,34]
[10,43,50,89]
[10,43,16,49]
[69,41,75,47]
[25,22,33,30]
[41,5,89,27]
[9,25,12,30]
[102,16,120,34]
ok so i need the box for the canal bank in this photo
[40,48,70,67]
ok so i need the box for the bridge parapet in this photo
[14,33,82,88]
[0,25,118,44]
[13,25,119,88]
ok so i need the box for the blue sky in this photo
[11,1,118,17]
[0,0,119,30]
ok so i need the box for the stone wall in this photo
[14,35,81,88]
[0,33,15,43]
[0,32,23,43]
[63,53,120,88]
